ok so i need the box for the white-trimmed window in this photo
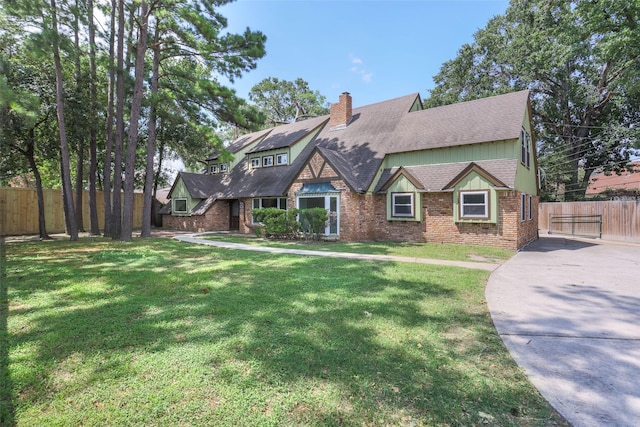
[210,164,218,174]
[219,163,228,172]
[460,191,489,218]
[252,197,287,223]
[276,153,288,165]
[173,198,188,214]
[521,193,527,222]
[262,155,274,167]
[250,157,260,168]
[528,195,533,220]
[392,193,414,217]
[521,128,531,168]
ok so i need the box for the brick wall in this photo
[162,200,230,232]
[369,191,535,250]
[372,195,425,242]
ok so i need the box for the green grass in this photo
[1,238,566,426]
[202,234,515,263]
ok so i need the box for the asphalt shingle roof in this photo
[172,90,530,212]
[247,116,329,154]
[374,158,519,193]
[206,128,272,160]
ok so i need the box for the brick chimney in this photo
[329,92,352,129]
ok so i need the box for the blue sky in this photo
[219,0,510,108]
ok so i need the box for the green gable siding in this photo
[453,172,498,223]
[383,140,517,169]
[385,175,422,221]
[515,109,539,195]
[171,177,201,215]
[409,96,422,112]
[290,124,324,161]
[230,135,268,169]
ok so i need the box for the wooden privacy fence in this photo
[0,187,144,236]
[539,201,640,242]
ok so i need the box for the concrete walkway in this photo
[173,233,501,271]
[487,236,640,427]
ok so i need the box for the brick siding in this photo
[163,151,538,249]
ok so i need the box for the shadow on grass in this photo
[0,235,16,426]
[4,238,557,425]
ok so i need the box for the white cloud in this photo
[348,54,373,83]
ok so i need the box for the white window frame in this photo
[219,163,228,172]
[262,155,274,167]
[210,164,218,174]
[250,157,260,168]
[391,193,414,218]
[460,191,489,219]
[528,195,534,220]
[173,198,188,214]
[276,153,288,165]
[521,193,527,222]
[521,128,531,168]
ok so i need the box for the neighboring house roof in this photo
[374,158,519,193]
[586,161,640,195]
[155,187,171,204]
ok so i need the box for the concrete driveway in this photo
[487,236,640,426]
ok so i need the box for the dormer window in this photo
[262,155,274,167]
[276,153,288,165]
[220,163,228,173]
[210,164,218,174]
[250,158,260,168]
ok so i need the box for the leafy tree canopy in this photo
[425,0,640,201]
[249,77,329,126]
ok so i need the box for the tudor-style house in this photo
[161,90,539,249]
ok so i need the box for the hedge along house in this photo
[162,90,539,249]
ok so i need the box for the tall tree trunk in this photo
[87,0,100,235]
[50,0,78,241]
[111,0,126,240]
[59,151,72,234]
[73,0,85,232]
[141,25,160,238]
[25,130,51,240]
[153,138,165,199]
[102,0,117,237]
[121,0,149,241]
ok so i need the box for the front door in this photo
[297,195,339,236]
[229,200,240,230]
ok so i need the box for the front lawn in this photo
[1,238,566,426]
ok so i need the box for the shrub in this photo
[298,207,328,241]
[251,207,328,241]
[252,208,299,239]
